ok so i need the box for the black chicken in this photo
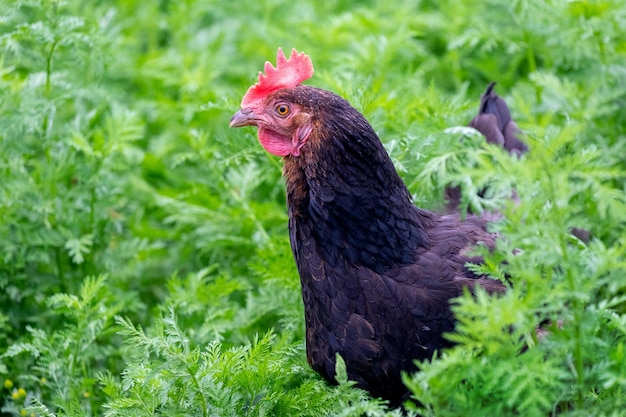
[445,82,528,213]
[230,48,506,406]
[445,85,590,244]
[469,81,528,156]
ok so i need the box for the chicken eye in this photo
[275,104,290,116]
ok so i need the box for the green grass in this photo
[1,0,625,416]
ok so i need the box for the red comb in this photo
[241,48,314,107]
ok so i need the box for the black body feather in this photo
[278,86,505,405]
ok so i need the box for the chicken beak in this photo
[229,109,258,128]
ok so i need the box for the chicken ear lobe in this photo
[291,123,313,157]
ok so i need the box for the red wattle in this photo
[258,128,292,156]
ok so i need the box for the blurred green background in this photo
[1,0,625,416]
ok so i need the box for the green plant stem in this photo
[185,363,208,417]
[539,151,585,409]
[45,41,57,96]
[55,246,66,292]
[525,37,537,74]
[561,239,585,408]
[41,40,58,143]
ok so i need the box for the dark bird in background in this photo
[469,81,528,156]
[230,48,507,406]
[444,83,591,244]
[444,82,528,214]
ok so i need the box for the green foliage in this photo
[1,0,625,416]
[101,314,324,417]
[1,275,121,416]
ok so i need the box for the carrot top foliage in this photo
[1,0,625,416]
